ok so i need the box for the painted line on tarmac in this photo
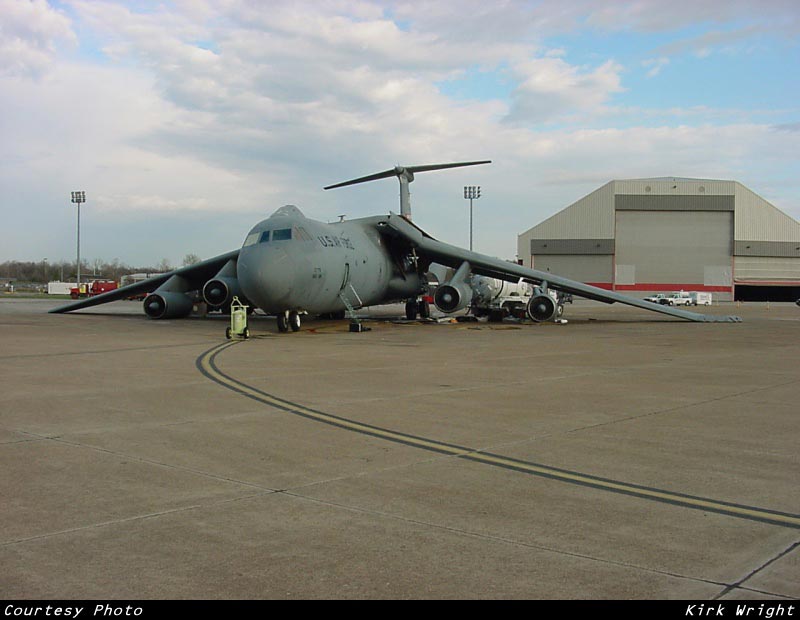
[197,341,800,530]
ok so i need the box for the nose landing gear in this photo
[277,310,302,332]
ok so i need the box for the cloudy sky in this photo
[1,0,799,267]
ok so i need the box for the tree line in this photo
[0,254,201,284]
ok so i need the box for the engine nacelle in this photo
[526,293,559,322]
[434,281,472,313]
[143,291,193,319]
[433,260,473,313]
[203,276,241,308]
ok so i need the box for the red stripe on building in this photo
[613,283,732,292]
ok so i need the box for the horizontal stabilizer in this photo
[324,161,491,190]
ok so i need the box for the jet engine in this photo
[526,287,561,322]
[143,291,193,319]
[433,261,472,313]
[202,276,241,308]
[434,281,472,313]
[142,274,193,319]
[202,259,241,308]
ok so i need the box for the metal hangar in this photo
[517,178,800,301]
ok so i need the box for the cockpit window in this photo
[243,227,291,247]
[295,226,313,241]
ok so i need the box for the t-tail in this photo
[324,161,491,220]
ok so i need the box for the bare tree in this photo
[182,253,201,267]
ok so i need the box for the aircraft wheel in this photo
[277,313,289,333]
[405,300,418,320]
[225,327,232,340]
[289,311,301,332]
[418,300,431,319]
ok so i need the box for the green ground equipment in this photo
[226,296,250,339]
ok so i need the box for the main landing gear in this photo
[405,298,431,320]
[277,310,302,333]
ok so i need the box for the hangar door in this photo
[614,211,733,289]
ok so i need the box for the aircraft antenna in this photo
[324,160,491,220]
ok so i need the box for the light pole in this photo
[43,258,47,285]
[463,185,481,251]
[71,191,85,291]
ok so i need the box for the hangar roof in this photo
[618,176,731,183]
[518,179,800,245]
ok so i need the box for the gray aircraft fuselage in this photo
[237,205,422,315]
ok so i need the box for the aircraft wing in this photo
[49,249,240,314]
[377,213,741,323]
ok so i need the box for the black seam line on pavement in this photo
[713,541,800,600]
[277,488,793,600]
[715,583,798,601]
[19,431,281,495]
[284,486,795,600]
[0,435,49,445]
[272,488,732,592]
[0,504,204,547]
[0,490,281,548]
[303,374,800,447]
[558,377,800,437]
[0,341,213,361]
[198,341,800,531]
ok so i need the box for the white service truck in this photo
[690,292,713,306]
[666,291,693,306]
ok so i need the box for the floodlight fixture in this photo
[463,185,482,251]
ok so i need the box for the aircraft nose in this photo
[239,246,297,311]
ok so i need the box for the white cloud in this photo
[0,0,797,264]
[0,0,76,77]
[642,57,669,78]
[505,57,624,124]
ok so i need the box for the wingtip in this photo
[702,314,743,323]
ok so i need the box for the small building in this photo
[517,178,800,301]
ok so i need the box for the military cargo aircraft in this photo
[50,161,741,328]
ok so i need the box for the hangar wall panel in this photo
[529,239,614,255]
[531,255,613,285]
[734,183,800,242]
[734,257,800,282]
[615,264,635,286]
[615,195,734,211]
[517,182,614,259]
[615,211,733,287]
[615,179,735,196]
[734,241,800,258]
